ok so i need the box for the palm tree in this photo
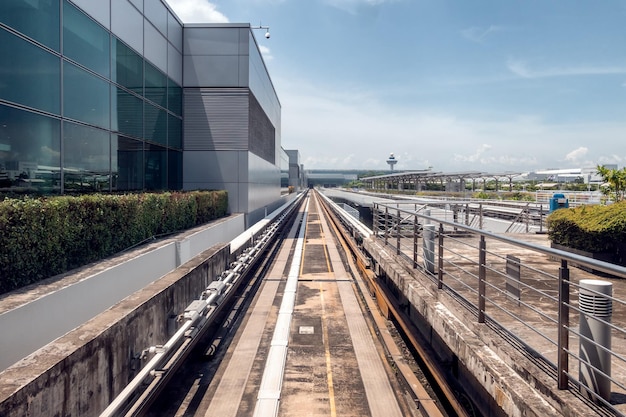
[596,165,626,202]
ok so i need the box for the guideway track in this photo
[167,190,445,417]
[198,191,405,416]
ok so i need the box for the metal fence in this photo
[373,202,626,416]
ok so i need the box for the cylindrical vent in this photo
[579,280,613,318]
[579,279,613,402]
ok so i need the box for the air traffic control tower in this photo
[387,153,398,171]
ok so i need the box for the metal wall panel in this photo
[167,12,183,52]
[168,42,183,85]
[183,88,249,151]
[69,0,111,29]
[144,20,168,73]
[144,0,168,37]
[111,0,143,54]
[183,55,242,87]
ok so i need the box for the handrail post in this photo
[478,236,486,323]
[373,203,379,237]
[438,223,444,289]
[396,208,401,255]
[479,203,484,230]
[384,206,389,246]
[558,259,570,389]
[413,213,418,269]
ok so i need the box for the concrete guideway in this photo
[198,192,412,417]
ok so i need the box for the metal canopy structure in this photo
[361,170,523,192]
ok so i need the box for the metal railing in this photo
[373,201,626,416]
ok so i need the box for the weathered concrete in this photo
[0,214,244,372]
[363,237,594,417]
[0,242,230,417]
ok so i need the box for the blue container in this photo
[549,193,569,212]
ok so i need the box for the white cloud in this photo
[565,147,588,162]
[454,144,492,163]
[277,76,626,172]
[324,0,390,14]
[506,58,626,79]
[166,0,228,23]
[258,45,273,61]
[461,25,501,43]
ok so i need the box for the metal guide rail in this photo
[99,192,306,417]
[372,200,626,416]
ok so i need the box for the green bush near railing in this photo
[0,191,228,294]
[547,201,626,256]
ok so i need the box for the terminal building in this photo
[0,0,294,225]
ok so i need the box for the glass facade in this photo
[0,0,183,194]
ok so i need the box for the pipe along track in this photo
[99,193,306,417]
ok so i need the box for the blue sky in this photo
[167,0,626,173]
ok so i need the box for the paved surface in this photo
[396,230,626,415]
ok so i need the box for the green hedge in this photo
[0,191,228,294]
[547,201,626,254]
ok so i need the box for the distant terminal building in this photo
[0,1,299,226]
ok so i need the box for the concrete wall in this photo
[0,243,230,417]
[0,214,244,373]
[363,237,586,417]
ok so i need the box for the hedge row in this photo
[547,201,626,254]
[0,191,228,294]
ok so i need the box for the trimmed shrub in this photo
[0,191,228,294]
[547,201,626,254]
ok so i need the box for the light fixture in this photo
[251,23,270,39]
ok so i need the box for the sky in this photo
[166,0,626,173]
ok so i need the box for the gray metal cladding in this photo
[183,88,249,151]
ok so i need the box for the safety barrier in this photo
[373,201,626,414]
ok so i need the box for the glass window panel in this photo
[0,0,60,51]
[168,114,182,149]
[63,122,110,193]
[167,77,182,116]
[63,1,110,78]
[63,62,110,128]
[144,143,166,190]
[168,150,182,190]
[0,105,61,194]
[112,38,143,95]
[144,102,166,146]
[111,86,143,138]
[144,61,167,107]
[113,135,143,191]
[0,29,60,114]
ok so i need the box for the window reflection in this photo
[113,135,143,191]
[0,28,61,115]
[63,1,110,78]
[0,0,60,51]
[0,105,61,193]
[63,122,111,193]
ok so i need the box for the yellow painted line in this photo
[319,282,337,417]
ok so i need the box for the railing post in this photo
[437,223,444,289]
[539,205,544,233]
[479,203,484,230]
[558,260,570,389]
[413,213,418,269]
[373,203,379,237]
[478,236,486,323]
[384,206,389,246]
[396,208,401,255]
